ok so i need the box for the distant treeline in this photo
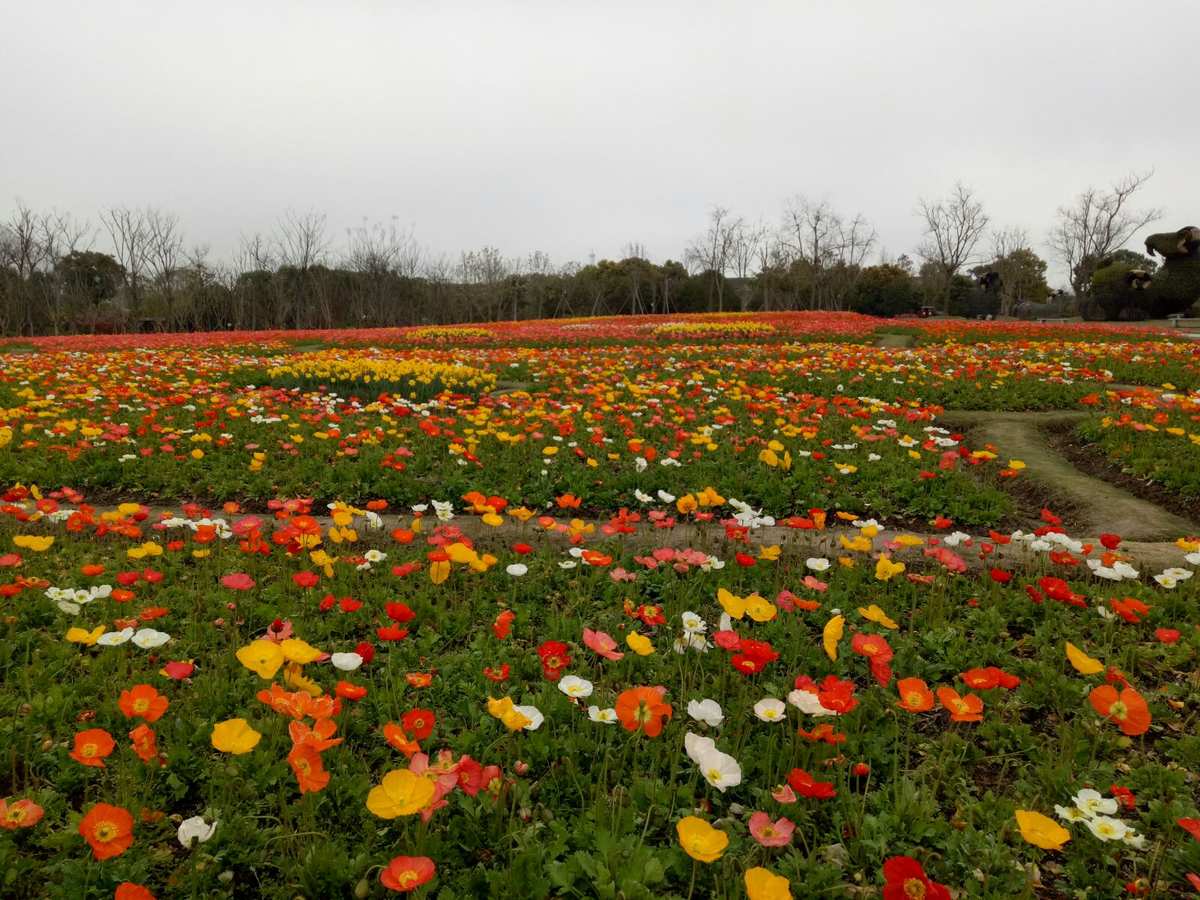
[1,174,1163,335]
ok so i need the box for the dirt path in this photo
[939,410,1197,542]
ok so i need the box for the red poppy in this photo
[376,626,410,642]
[335,680,368,701]
[989,568,1013,585]
[160,660,195,680]
[786,767,837,799]
[1179,818,1200,841]
[1155,628,1181,644]
[483,664,510,682]
[537,640,571,680]
[221,573,255,591]
[385,602,416,622]
[493,609,515,640]
[115,884,155,900]
[881,856,951,900]
[730,638,779,675]
[401,708,436,741]
[292,571,320,588]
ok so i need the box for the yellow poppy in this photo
[676,816,728,863]
[279,638,323,664]
[1015,810,1071,850]
[236,640,285,679]
[1065,642,1103,675]
[874,555,906,582]
[857,604,898,630]
[823,615,844,662]
[626,632,655,656]
[745,867,792,900]
[366,769,437,818]
[66,625,105,646]
[211,718,262,754]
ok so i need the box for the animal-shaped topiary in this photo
[1081,226,1200,320]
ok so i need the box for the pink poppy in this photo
[748,812,795,847]
[583,628,624,661]
[221,573,256,591]
[770,784,797,804]
[802,575,828,592]
[160,660,195,680]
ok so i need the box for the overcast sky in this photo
[2,0,1196,287]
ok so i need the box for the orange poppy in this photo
[614,686,673,737]
[896,678,935,713]
[405,672,433,688]
[1088,685,1151,736]
[78,802,134,860]
[383,722,421,756]
[380,855,436,892]
[287,743,331,794]
[128,724,160,763]
[0,797,44,829]
[288,718,342,752]
[70,728,116,767]
[936,687,983,722]
[118,684,169,723]
[114,884,155,900]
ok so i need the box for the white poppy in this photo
[1085,816,1128,841]
[1055,804,1087,823]
[557,675,594,699]
[687,698,723,727]
[132,628,170,649]
[514,705,543,731]
[697,748,742,792]
[330,652,363,671]
[805,557,830,572]
[656,490,676,503]
[97,627,135,646]
[1072,789,1118,817]
[177,815,218,848]
[587,706,617,724]
[787,688,836,717]
[506,563,528,577]
[753,698,787,722]
[684,731,716,765]
[680,611,706,634]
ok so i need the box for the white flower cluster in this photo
[685,731,741,792]
[1054,789,1145,849]
[673,611,711,654]
[46,584,112,614]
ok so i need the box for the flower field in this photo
[1,312,1198,898]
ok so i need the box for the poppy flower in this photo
[583,627,624,661]
[220,573,255,591]
[896,678,934,713]
[676,816,728,862]
[366,770,437,818]
[114,884,155,900]
[1179,818,1200,841]
[492,609,515,640]
[70,728,116,767]
[731,638,779,675]
[377,625,410,642]
[118,684,169,722]
[614,686,672,737]
[881,856,951,899]
[483,664,510,682]
[380,855,436,892]
[1155,628,1181,644]
[536,640,571,680]
[335,680,368,701]
[383,723,420,756]
[748,812,795,847]
[79,802,134,860]
[402,708,436,741]
[0,797,44,829]
[406,672,433,688]
[786,768,836,799]
[1089,685,1151,736]
[744,867,792,900]
[129,724,160,763]
[1015,809,1071,850]
[288,743,331,794]
[236,640,285,679]
[211,718,262,754]
[936,687,983,723]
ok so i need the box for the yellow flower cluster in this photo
[409,325,493,342]
[650,320,776,338]
[266,352,497,395]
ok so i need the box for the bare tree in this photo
[144,209,185,328]
[684,205,742,311]
[275,209,329,273]
[102,207,151,309]
[1047,171,1161,297]
[780,197,877,310]
[917,182,989,309]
